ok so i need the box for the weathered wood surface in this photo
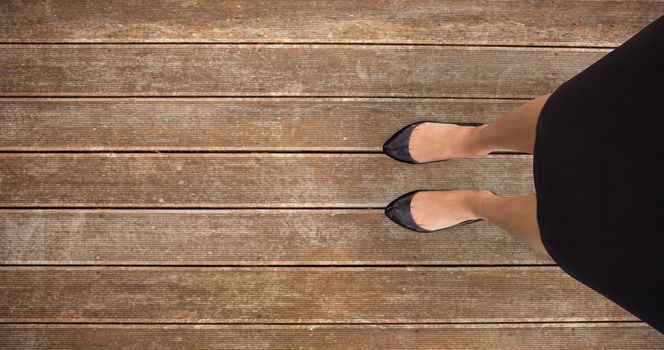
[3,1,659,344]
[1,323,663,350]
[0,267,635,323]
[0,98,524,151]
[0,209,551,265]
[0,154,534,207]
[0,45,607,97]
[0,0,662,46]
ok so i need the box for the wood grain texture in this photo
[1,323,663,349]
[2,1,657,347]
[0,0,662,46]
[0,45,607,97]
[0,154,534,207]
[0,267,635,323]
[0,209,552,265]
[0,98,525,151]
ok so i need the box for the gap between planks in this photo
[0,42,624,49]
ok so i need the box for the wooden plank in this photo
[0,45,607,97]
[1,323,662,349]
[0,98,525,151]
[0,209,552,265]
[0,1,662,46]
[0,154,534,207]
[0,267,635,323]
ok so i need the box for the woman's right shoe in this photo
[382,121,485,164]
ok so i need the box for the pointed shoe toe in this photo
[382,122,423,164]
[384,190,432,232]
[383,121,486,164]
[385,190,486,233]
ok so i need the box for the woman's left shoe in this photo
[384,190,484,233]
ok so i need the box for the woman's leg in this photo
[408,93,552,161]
[409,93,553,256]
[471,192,549,256]
[469,93,552,154]
[410,190,549,257]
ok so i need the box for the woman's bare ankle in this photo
[466,124,493,157]
[468,189,498,220]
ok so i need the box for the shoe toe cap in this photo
[383,199,402,222]
[383,125,418,164]
[384,192,429,232]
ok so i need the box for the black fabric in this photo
[533,15,664,334]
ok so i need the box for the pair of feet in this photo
[383,121,495,232]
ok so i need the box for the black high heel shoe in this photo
[384,190,486,233]
[382,121,485,164]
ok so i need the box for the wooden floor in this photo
[1,1,663,348]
